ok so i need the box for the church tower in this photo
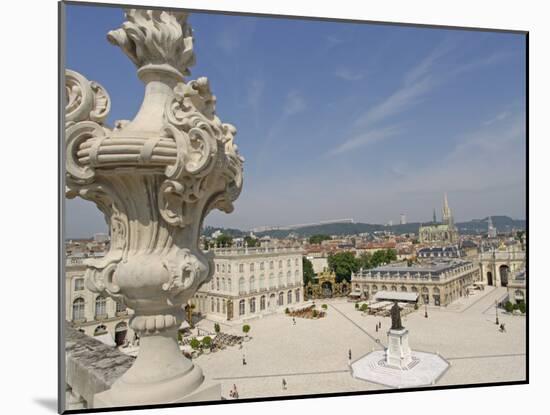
[432,208,437,223]
[442,192,454,226]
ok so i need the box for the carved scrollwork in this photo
[161,249,205,306]
[65,70,111,126]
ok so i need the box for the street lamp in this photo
[495,300,499,325]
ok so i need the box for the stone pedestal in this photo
[386,328,412,369]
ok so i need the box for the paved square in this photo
[193,286,526,399]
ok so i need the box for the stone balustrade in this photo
[64,323,134,410]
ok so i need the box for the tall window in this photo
[223,299,226,313]
[216,277,220,291]
[278,260,282,269]
[72,298,85,321]
[269,261,274,270]
[239,277,245,293]
[95,296,107,318]
[287,259,291,267]
[279,272,284,287]
[211,297,214,312]
[260,262,264,271]
[278,292,284,306]
[287,290,292,304]
[74,277,84,291]
[222,278,226,291]
[269,274,275,288]
[228,278,232,292]
[115,300,126,314]
[239,263,244,273]
[216,264,220,272]
[259,275,265,290]
[295,258,299,266]
[260,295,266,310]
[250,276,256,291]
[250,263,255,272]
[239,299,245,315]
[228,264,231,273]
[286,271,291,286]
[295,289,300,303]
[216,298,220,312]
[250,297,256,313]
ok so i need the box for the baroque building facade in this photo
[191,246,304,321]
[65,254,134,346]
[350,259,480,306]
[418,193,459,244]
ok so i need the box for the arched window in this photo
[228,278,232,292]
[259,275,265,290]
[260,295,266,310]
[250,297,256,313]
[239,299,245,315]
[250,276,256,291]
[95,296,107,319]
[295,289,300,303]
[216,298,220,312]
[239,277,245,294]
[94,325,107,336]
[400,285,407,292]
[287,290,292,304]
[216,277,220,291]
[269,274,275,289]
[391,286,397,291]
[278,292,284,306]
[72,298,85,321]
[381,285,387,291]
[74,277,84,291]
[411,286,418,292]
[372,285,378,293]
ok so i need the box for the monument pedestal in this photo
[386,328,412,369]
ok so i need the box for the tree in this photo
[357,252,372,269]
[242,324,251,336]
[321,304,328,310]
[328,252,359,283]
[370,249,397,268]
[303,257,315,285]
[360,303,368,312]
[215,234,233,247]
[244,236,259,247]
[214,323,220,334]
[504,301,514,313]
[201,336,212,349]
[309,234,331,245]
[190,337,200,350]
[518,302,526,314]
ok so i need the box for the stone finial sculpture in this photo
[65,9,243,407]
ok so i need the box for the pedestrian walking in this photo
[348,348,352,360]
[242,354,247,365]
[282,378,287,390]
[375,324,378,332]
[293,317,296,325]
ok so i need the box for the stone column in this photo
[65,9,243,407]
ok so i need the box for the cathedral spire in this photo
[432,208,437,223]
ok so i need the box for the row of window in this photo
[216,258,300,274]
[211,271,302,292]
[204,290,302,315]
[72,296,126,321]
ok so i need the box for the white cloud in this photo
[283,91,307,116]
[483,111,511,126]
[329,126,401,156]
[335,67,365,81]
[246,79,265,108]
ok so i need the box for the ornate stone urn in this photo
[65,9,243,406]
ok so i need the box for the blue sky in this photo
[65,4,526,237]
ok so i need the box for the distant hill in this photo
[203,216,525,239]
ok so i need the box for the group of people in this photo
[229,384,239,399]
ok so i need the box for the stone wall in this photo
[64,323,134,409]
